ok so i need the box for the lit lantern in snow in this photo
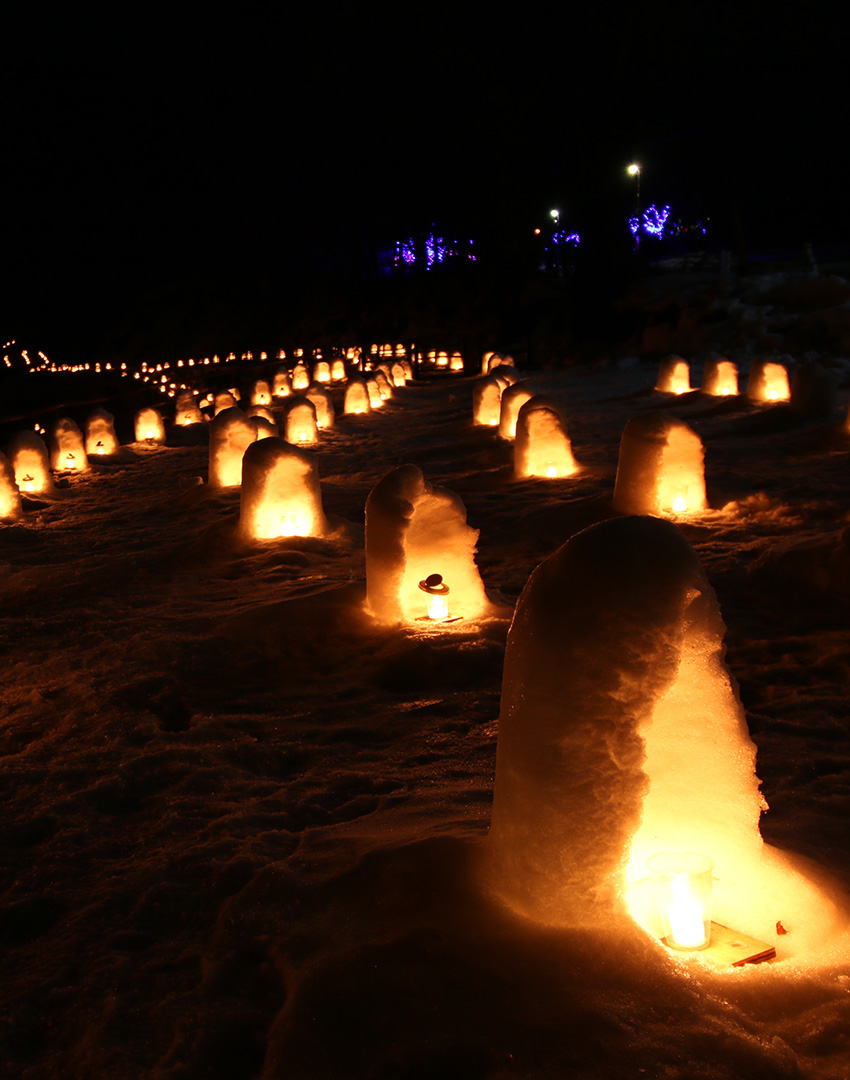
[481,351,497,374]
[284,396,319,446]
[656,355,692,395]
[365,464,491,625]
[373,370,393,400]
[214,391,238,415]
[401,359,414,381]
[208,407,257,488]
[436,351,449,367]
[485,516,835,963]
[492,365,519,389]
[343,378,371,415]
[514,396,579,478]
[486,352,514,375]
[174,391,203,426]
[419,573,450,620]
[613,413,707,518]
[9,431,53,494]
[331,358,347,382]
[85,409,119,456]
[449,352,464,372]
[313,361,331,384]
[291,362,310,391]
[646,852,714,950]
[51,418,89,473]
[473,375,504,426]
[499,383,534,440]
[305,384,335,430]
[390,362,406,388]
[701,357,738,397]
[238,437,329,540]
[250,379,272,407]
[273,370,292,398]
[365,378,384,408]
[746,359,790,403]
[134,407,165,443]
[0,453,23,520]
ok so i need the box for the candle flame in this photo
[667,875,707,948]
[672,494,687,513]
[427,594,449,620]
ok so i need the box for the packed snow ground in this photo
[2,354,850,1078]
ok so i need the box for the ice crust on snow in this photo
[365,463,491,624]
[613,411,707,517]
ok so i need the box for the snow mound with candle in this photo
[486,516,849,964]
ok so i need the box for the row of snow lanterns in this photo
[657,354,791,403]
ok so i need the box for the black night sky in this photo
[4,4,846,359]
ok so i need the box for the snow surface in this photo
[2,356,850,1078]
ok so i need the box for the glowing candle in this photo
[672,494,687,513]
[546,464,557,478]
[428,594,449,620]
[647,852,713,951]
[419,573,451,621]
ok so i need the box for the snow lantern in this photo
[0,453,23,520]
[449,352,464,372]
[365,377,384,409]
[499,383,534,440]
[214,391,238,415]
[436,351,449,368]
[493,366,519,389]
[746,359,790,403]
[701,357,739,397]
[208,407,257,487]
[85,409,119,457]
[488,352,514,374]
[305,384,335,430]
[390,362,406,388]
[51,418,89,472]
[9,431,53,494]
[473,375,504,427]
[343,378,371,415]
[284,396,319,446]
[175,391,203,426]
[481,351,498,374]
[135,407,165,443]
[484,515,837,960]
[613,413,707,517]
[374,370,395,400]
[365,463,490,625]
[313,361,331,384]
[291,362,310,391]
[514,396,578,478]
[656,355,692,395]
[331,358,347,382]
[238,437,328,540]
[401,359,414,381]
[250,379,272,406]
[273,370,292,398]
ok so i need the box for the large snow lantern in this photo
[344,378,371,415]
[250,379,273,407]
[51,418,89,473]
[701,357,739,397]
[273,370,292,398]
[313,361,331,384]
[514,396,578,478]
[135,407,165,443]
[485,516,839,960]
[656,355,692,395]
[85,409,119,457]
[175,391,203,426]
[613,413,707,517]
[306,385,335,430]
[499,384,534,439]
[238,437,329,540]
[473,375,503,427]
[284,396,319,446]
[365,463,491,625]
[9,431,53,494]
[390,362,406,388]
[331,358,347,383]
[291,362,310,391]
[0,453,23,520]
[214,391,238,415]
[746,359,790,403]
[208,407,257,488]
